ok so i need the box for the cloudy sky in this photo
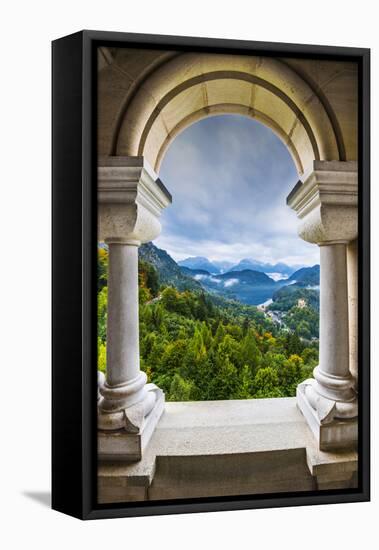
[155,115,319,267]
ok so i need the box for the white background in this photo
[1,1,376,548]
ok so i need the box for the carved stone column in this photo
[287,161,358,451]
[347,239,358,385]
[97,156,172,460]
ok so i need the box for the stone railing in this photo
[98,397,358,503]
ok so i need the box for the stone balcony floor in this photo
[98,397,358,503]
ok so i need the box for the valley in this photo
[138,242,320,339]
[98,243,320,402]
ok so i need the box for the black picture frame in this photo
[52,30,370,520]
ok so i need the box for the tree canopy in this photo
[97,248,318,402]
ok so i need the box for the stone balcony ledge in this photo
[98,397,358,503]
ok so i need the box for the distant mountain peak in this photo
[183,255,208,261]
[228,258,298,277]
[178,256,221,274]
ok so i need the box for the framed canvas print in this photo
[52,30,370,520]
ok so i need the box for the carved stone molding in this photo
[287,160,358,245]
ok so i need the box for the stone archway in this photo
[97,48,358,457]
[98,50,358,174]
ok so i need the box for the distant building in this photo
[297,298,307,309]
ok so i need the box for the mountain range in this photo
[178,256,233,274]
[181,264,319,305]
[178,256,304,279]
[140,242,320,306]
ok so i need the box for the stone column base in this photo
[297,381,357,451]
[98,387,165,461]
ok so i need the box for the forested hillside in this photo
[98,246,318,402]
[268,285,320,339]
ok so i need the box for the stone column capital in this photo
[287,161,358,244]
[98,156,172,244]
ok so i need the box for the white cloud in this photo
[224,278,239,288]
[267,272,288,282]
[155,233,319,267]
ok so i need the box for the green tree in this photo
[210,356,239,400]
[97,286,107,342]
[169,374,195,401]
[161,287,179,312]
[97,337,106,373]
[97,247,108,290]
[252,367,282,398]
[233,364,253,399]
[278,354,304,396]
[239,331,262,374]
[286,331,304,355]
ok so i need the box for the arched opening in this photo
[106,52,352,176]
[134,114,320,402]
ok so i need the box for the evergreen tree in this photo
[169,374,195,401]
[286,331,304,355]
[252,367,282,398]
